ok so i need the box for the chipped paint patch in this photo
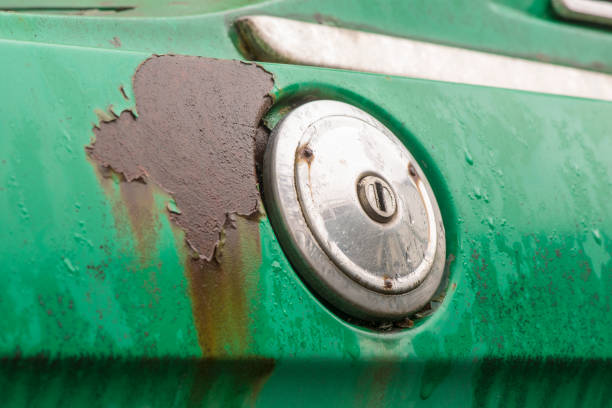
[87,55,273,261]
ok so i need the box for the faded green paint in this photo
[1,0,612,71]
[0,0,269,16]
[0,43,204,359]
[1,0,612,406]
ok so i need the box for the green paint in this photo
[1,0,612,405]
[1,0,612,70]
[0,42,200,359]
[0,0,268,16]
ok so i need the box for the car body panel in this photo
[1,0,611,406]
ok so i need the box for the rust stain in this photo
[182,214,276,404]
[118,179,159,261]
[408,162,418,179]
[296,143,315,193]
[89,163,161,267]
[86,55,276,373]
[383,275,393,290]
[296,143,314,166]
[184,215,261,355]
[354,361,398,406]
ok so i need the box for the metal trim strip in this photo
[236,15,612,101]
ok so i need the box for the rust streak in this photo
[185,215,262,356]
[90,163,161,267]
[296,143,314,166]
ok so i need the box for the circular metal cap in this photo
[264,100,446,321]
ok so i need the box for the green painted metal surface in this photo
[1,0,612,406]
[1,0,612,71]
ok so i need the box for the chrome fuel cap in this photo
[263,100,446,321]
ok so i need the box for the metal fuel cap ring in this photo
[263,100,446,322]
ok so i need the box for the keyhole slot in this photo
[374,181,387,212]
[357,175,397,223]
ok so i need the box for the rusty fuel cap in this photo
[263,100,446,321]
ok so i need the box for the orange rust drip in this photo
[92,163,161,265]
[184,216,262,357]
[85,55,276,381]
[296,143,314,166]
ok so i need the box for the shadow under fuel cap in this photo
[263,100,446,321]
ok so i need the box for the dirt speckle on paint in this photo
[87,55,274,261]
[110,36,122,48]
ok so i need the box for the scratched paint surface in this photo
[1,1,612,406]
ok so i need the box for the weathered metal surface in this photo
[0,0,612,406]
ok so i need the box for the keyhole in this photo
[374,181,387,212]
[357,175,397,223]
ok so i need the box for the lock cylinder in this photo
[263,100,446,322]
